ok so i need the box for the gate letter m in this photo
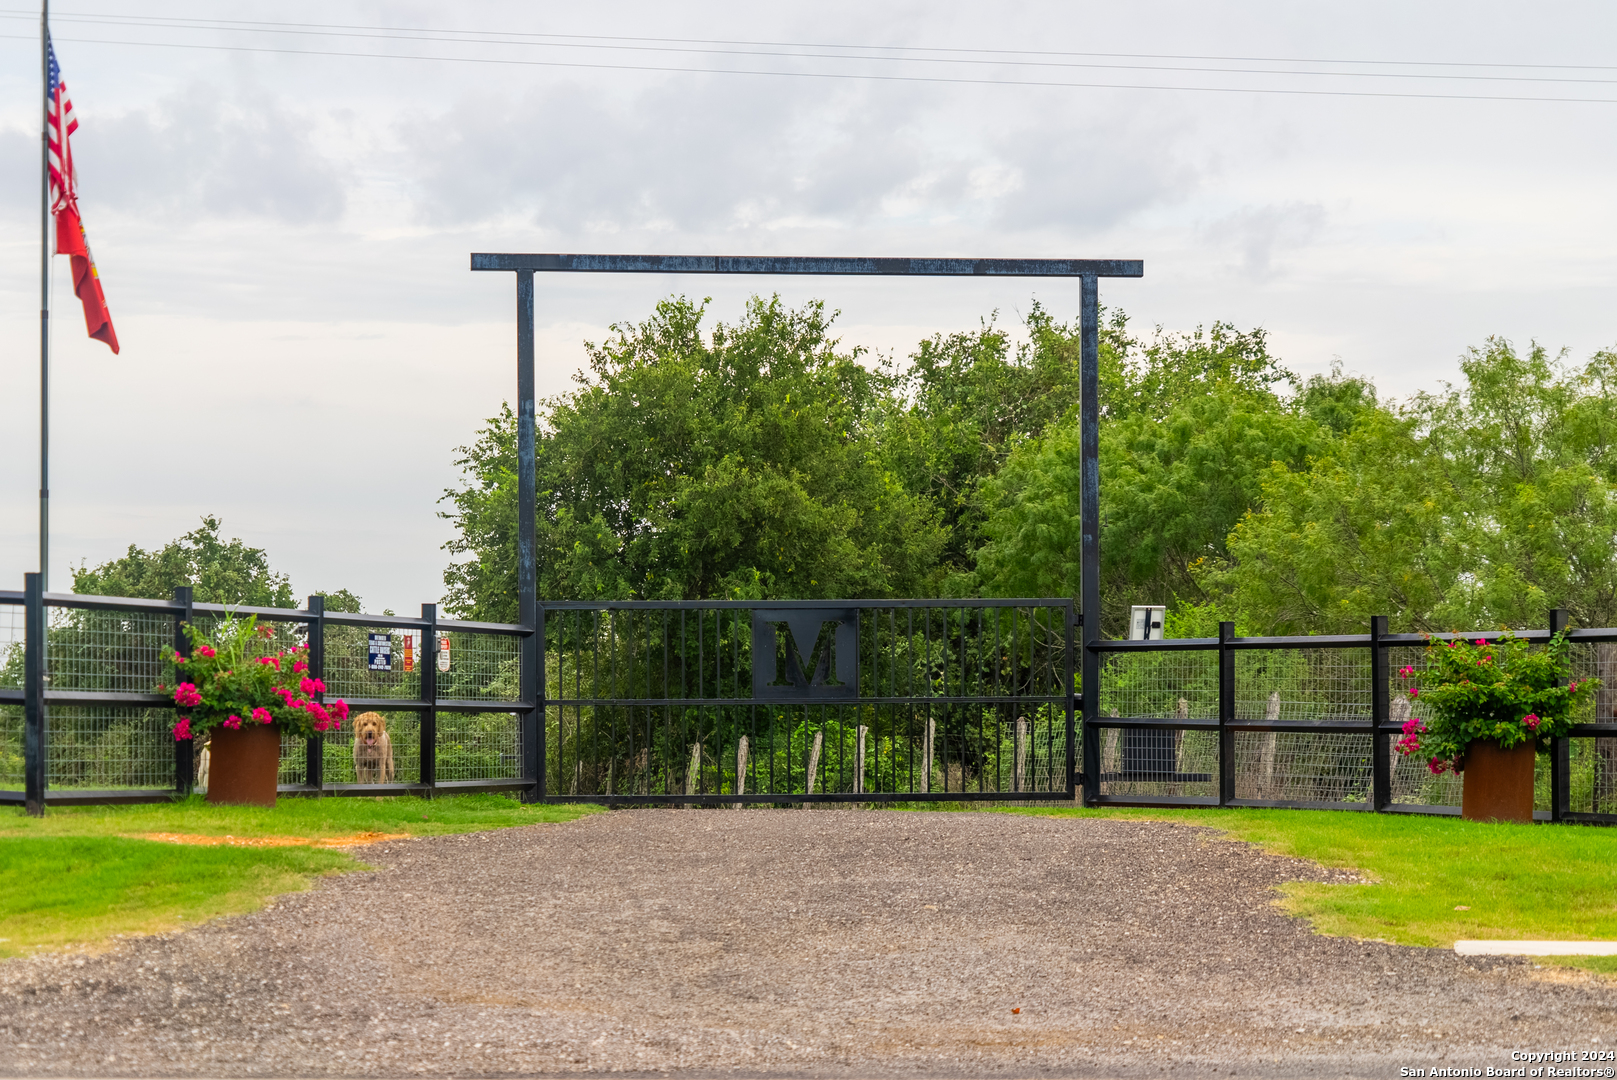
[751,608,859,700]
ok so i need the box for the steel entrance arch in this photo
[471,253,1143,803]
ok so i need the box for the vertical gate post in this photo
[172,586,194,795]
[23,573,46,816]
[1371,615,1390,812]
[1550,607,1569,822]
[1078,273,1102,807]
[420,603,438,794]
[305,594,325,795]
[1218,621,1235,805]
[516,268,542,804]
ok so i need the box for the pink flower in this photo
[174,654,187,665]
[307,701,331,723]
[1475,639,1487,646]
[1401,717,1425,736]
[293,659,308,673]
[331,699,349,721]
[251,706,273,724]
[256,655,280,671]
[224,714,242,730]
[1570,681,1579,692]
[1524,713,1541,730]
[1409,688,1419,698]
[1399,665,1414,678]
[174,682,202,708]
[172,717,192,741]
[197,645,217,659]
[299,676,325,696]
[1427,757,1449,775]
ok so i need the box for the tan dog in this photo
[352,712,396,784]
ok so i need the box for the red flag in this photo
[47,34,118,354]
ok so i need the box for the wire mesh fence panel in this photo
[1095,649,1216,799]
[1567,736,1617,815]
[320,710,422,786]
[0,606,19,791]
[438,712,521,781]
[1235,648,1371,724]
[1095,726,1218,799]
[323,623,423,702]
[1381,644,1456,806]
[277,730,305,786]
[1233,732,1372,803]
[1230,647,1372,805]
[1098,649,1217,719]
[439,632,521,701]
[47,707,173,789]
[0,604,24,688]
[0,704,21,789]
[45,608,173,693]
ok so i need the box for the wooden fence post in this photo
[805,729,823,804]
[735,735,748,809]
[922,717,934,794]
[1014,716,1027,793]
[854,726,867,797]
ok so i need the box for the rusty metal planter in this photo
[205,723,281,807]
[1460,738,1536,823]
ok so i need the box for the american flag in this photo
[46,32,78,214]
[47,31,118,354]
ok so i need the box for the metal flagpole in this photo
[39,0,50,591]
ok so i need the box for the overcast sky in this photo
[1,1,1614,614]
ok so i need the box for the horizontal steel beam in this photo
[539,789,1070,806]
[545,694,1066,708]
[540,596,1072,611]
[471,253,1143,278]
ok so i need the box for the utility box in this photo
[1128,605,1165,641]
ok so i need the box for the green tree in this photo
[971,319,1316,630]
[441,295,947,619]
[1203,338,1617,633]
[880,303,1131,590]
[71,515,360,611]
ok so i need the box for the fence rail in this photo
[4,576,1614,824]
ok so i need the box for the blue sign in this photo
[368,633,392,671]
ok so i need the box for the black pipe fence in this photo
[1086,612,1617,824]
[0,574,534,813]
[4,577,1613,823]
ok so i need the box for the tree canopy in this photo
[72,515,360,611]
[438,293,1617,636]
[441,296,945,621]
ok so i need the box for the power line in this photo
[7,8,1613,75]
[3,23,1614,104]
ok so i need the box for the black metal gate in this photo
[539,598,1076,804]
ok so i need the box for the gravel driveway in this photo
[2,808,1614,1078]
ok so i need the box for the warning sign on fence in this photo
[437,637,451,673]
[368,633,392,671]
[402,634,414,673]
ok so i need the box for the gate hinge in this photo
[1071,692,1083,710]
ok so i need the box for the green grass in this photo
[0,794,599,959]
[1008,806,1617,971]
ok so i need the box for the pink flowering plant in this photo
[165,615,348,742]
[1394,630,1598,774]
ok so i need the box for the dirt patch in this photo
[133,831,409,848]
